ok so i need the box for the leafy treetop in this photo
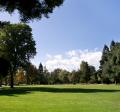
[0,0,64,22]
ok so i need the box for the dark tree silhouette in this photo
[0,58,10,86]
[0,0,64,22]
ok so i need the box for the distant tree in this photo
[59,70,70,84]
[39,63,43,73]
[0,23,36,88]
[0,21,10,28]
[37,63,47,84]
[100,45,109,67]
[43,66,50,84]
[110,40,115,50]
[0,0,64,22]
[70,70,81,84]
[15,67,26,85]
[110,42,120,84]
[89,65,97,83]
[99,45,111,83]
[99,41,120,84]
[34,63,43,84]
[26,63,38,85]
[51,68,62,84]
[80,61,90,83]
[95,69,102,84]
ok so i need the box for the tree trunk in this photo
[10,73,14,88]
[10,66,16,88]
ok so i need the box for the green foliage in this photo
[100,45,109,67]
[0,23,36,65]
[0,21,10,28]
[89,66,98,83]
[37,63,48,84]
[0,0,64,22]
[59,70,70,84]
[26,63,38,85]
[70,70,81,84]
[50,68,62,84]
[0,23,36,87]
[36,63,44,84]
[80,61,90,83]
[79,61,97,83]
[100,41,120,84]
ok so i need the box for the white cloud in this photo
[45,49,102,72]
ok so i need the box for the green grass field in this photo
[0,84,120,112]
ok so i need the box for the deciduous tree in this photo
[0,23,36,88]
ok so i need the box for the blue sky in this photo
[0,0,120,71]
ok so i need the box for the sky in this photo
[0,0,120,71]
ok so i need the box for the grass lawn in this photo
[0,84,120,112]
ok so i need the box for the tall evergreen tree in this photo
[99,41,120,84]
[100,45,109,67]
[37,63,45,84]
[99,45,111,83]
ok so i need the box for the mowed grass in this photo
[0,85,120,112]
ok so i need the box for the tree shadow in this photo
[0,86,120,96]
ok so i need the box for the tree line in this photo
[16,41,120,85]
[0,61,96,85]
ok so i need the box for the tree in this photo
[80,61,90,83]
[110,42,120,84]
[0,0,64,22]
[51,68,62,84]
[110,40,115,50]
[99,45,110,83]
[0,23,36,88]
[99,41,120,84]
[89,65,97,83]
[70,70,81,84]
[0,21,10,28]
[26,63,38,84]
[100,45,109,67]
[15,67,26,85]
[59,70,70,84]
[37,63,46,84]
[43,66,50,84]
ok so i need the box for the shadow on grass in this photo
[0,86,120,96]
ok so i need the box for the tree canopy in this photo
[0,0,64,22]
